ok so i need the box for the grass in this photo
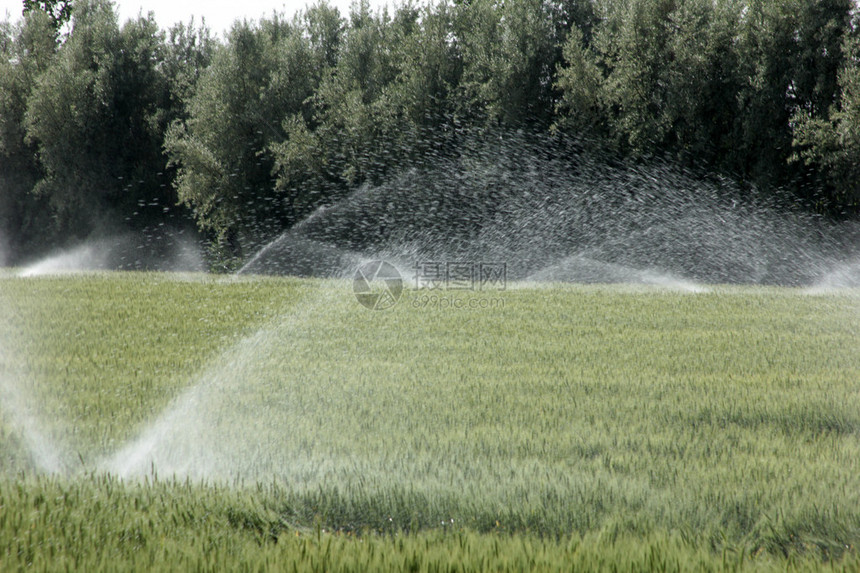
[0,271,858,570]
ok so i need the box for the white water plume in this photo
[813,258,860,290]
[525,254,707,292]
[103,283,343,482]
[19,244,108,277]
[237,131,858,287]
[0,340,68,474]
[19,232,204,277]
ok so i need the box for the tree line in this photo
[1,0,858,268]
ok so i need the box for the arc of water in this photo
[0,343,69,474]
[101,281,344,481]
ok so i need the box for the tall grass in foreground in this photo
[0,273,858,570]
[0,475,858,572]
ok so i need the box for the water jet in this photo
[239,131,858,287]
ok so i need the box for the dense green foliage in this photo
[0,274,858,569]
[1,1,213,261]
[1,0,859,265]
